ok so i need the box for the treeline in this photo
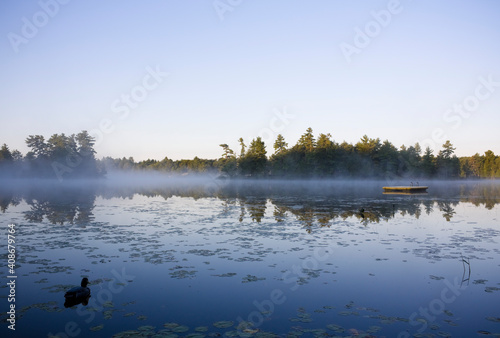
[2,128,500,179]
[214,128,498,179]
[100,156,217,174]
[96,128,500,179]
[0,131,103,179]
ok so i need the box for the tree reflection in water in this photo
[0,180,499,230]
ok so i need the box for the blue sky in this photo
[1,0,499,161]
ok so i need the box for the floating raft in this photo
[383,186,428,193]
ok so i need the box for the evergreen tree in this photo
[295,127,316,152]
[421,147,436,177]
[273,134,288,155]
[437,140,459,178]
[239,137,267,176]
[0,144,13,161]
[238,138,246,157]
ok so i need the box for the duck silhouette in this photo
[64,277,91,308]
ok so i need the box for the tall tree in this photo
[238,138,246,158]
[219,144,235,159]
[273,134,288,155]
[76,130,96,157]
[239,137,267,176]
[26,135,49,158]
[439,140,456,159]
[437,140,459,178]
[295,127,316,152]
[355,135,381,155]
[0,144,13,161]
[316,133,334,149]
[218,144,237,176]
[421,147,436,177]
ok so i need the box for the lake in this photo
[1,178,499,337]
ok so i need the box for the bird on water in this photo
[64,277,91,307]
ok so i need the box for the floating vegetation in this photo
[113,330,142,338]
[17,301,61,315]
[90,324,104,331]
[154,330,179,338]
[122,301,136,306]
[326,324,344,333]
[172,325,189,333]
[36,265,74,274]
[213,321,234,329]
[169,268,197,279]
[485,286,500,293]
[103,309,116,320]
[212,273,237,278]
[242,275,265,283]
[186,248,229,256]
[430,275,445,280]
[42,284,75,293]
[367,325,382,333]
[443,319,458,327]
[138,325,156,332]
[474,279,488,284]
[6,182,500,337]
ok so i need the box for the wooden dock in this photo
[383,186,428,193]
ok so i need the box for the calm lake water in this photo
[1,178,499,337]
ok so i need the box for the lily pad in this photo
[213,321,234,329]
[90,324,104,331]
[172,325,189,333]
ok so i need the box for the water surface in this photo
[1,179,499,337]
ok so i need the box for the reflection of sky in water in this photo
[0,181,499,337]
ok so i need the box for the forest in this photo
[1,128,499,180]
[0,131,102,179]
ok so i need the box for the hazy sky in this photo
[1,0,499,161]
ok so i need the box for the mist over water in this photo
[1,178,499,337]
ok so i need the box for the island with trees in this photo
[1,128,499,180]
